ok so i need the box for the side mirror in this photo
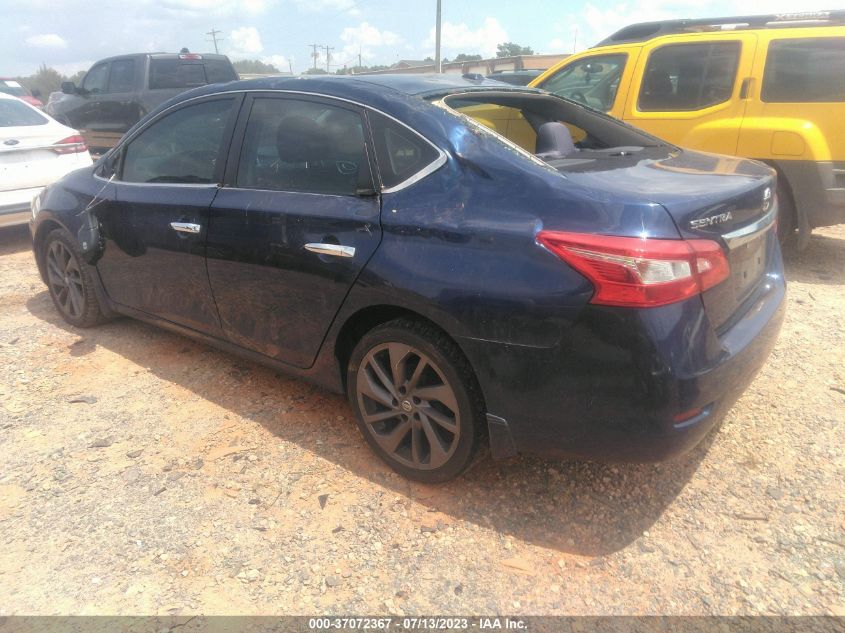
[61,82,77,95]
[31,89,42,98]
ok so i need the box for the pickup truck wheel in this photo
[776,180,796,245]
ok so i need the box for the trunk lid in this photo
[548,148,777,329]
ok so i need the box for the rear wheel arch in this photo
[334,305,479,397]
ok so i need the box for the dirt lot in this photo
[0,223,843,616]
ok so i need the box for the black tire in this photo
[346,318,485,483]
[776,178,796,246]
[42,228,107,328]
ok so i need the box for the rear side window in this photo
[149,59,236,89]
[639,42,740,111]
[108,59,135,93]
[369,113,441,190]
[236,97,371,196]
[762,38,845,102]
[0,99,47,127]
[541,54,627,112]
[121,98,234,184]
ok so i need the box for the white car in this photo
[0,91,92,227]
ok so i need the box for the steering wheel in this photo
[568,90,588,104]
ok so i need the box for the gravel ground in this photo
[0,223,843,616]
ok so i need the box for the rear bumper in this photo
[460,244,786,462]
[0,188,39,227]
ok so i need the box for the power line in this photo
[206,28,224,54]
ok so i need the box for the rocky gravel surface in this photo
[0,223,843,616]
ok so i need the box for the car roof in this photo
[90,52,232,64]
[183,73,540,104]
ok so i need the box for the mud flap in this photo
[486,413,518,459]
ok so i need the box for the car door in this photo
[94,57,141,148]
[69,61,109,146]
[205,93,382,369]
[622,35,757,156]
[95,95,241,335]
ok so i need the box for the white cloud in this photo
[562,0,833,50]
[424,17,507,59]
[26,33,67,48]
[340,22,401,66]
[228,26,263,58]
[262,54,290,73]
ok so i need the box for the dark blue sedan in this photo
[29,74,785,482]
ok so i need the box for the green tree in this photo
[304,67,328,75]
[232,59,280,75]
[18,64,64,99]
[496,42,535,58]
[453,53,483,62]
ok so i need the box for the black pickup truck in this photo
[45,52,238,151]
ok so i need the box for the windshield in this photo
[0,80,28,98]
[541,54,627,112]
[0,99,48,126]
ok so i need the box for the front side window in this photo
[369,113,441,189]
[82,63,108,94]
[541,54,627,111]
[108,59,135,93]
[638,42,740,111]
[121,98,234,184]
[236,97,371,196]
[762,38,845,102]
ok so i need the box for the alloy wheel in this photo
[355,342,461,470]
[46,240,85,319]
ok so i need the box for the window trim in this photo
[106,94,243,187]
[539,52,629,112]
[100,88,446,194]
[636,41,741,113]
[223,92,379,198]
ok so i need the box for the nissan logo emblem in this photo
[3,139,19,146]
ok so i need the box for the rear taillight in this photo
[536,231,730,308]
[52,135,87,155]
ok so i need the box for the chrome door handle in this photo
[170,222,201,234]
[304,243,355,258]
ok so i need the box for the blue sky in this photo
[4,0,833,76]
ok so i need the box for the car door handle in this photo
[304,243,355,258]
[170,222,201,234]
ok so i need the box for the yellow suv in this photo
[529,12,845,246]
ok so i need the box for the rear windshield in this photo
[149,59,237,90]
[0,99,47,127]
[0,80,27,98]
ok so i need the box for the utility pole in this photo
[434,0,442,73]
[358,46,362,69]
[309,43,322,71]
[324,45,334,72]
[206,28,224,54]
[572,26,578,53]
